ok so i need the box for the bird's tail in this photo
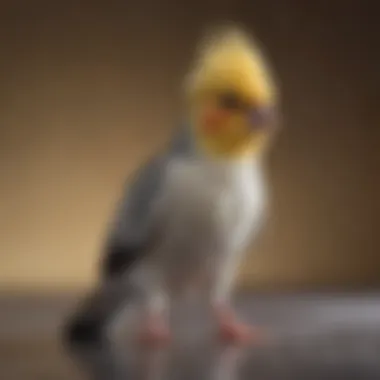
[62,276,140,350]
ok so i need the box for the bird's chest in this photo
[163,160,263,252]
[180,176,249,237]
[156,159,264,292]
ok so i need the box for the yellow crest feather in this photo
[185,25,277,106]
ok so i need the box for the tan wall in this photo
[0,1,378,293]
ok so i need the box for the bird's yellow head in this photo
[185,26,279,160]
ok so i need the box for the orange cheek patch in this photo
[201,106,230,134]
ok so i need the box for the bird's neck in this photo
[191,150,263,189]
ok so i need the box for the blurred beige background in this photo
[0,1,378,294]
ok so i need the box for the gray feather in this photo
[107,124,196,248]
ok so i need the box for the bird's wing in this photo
[101,125,195,278]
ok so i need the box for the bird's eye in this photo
[218,92,244,110]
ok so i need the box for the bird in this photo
[64,24,279,349]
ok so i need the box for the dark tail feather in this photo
[63,278,137,350]
[63,240,144,350]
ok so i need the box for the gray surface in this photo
[1,293,380,379]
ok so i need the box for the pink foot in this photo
[137,317,171,347]
[215,306,265,345]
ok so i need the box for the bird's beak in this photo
[249,106,274,130]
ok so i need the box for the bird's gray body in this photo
[107,124,197,250]
[106,123,267,312]
[65,124,267,346]
[135,151,266,306]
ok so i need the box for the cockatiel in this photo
[65,25,279,348]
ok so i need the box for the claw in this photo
[137,316,171,347]
[215,305,266,345]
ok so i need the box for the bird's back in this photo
[100,124,196,278]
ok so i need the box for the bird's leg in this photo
[213,302,262,344]
[209,252,263,345]
[137,290,171,346]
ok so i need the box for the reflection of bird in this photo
[64,25,279,349]
[136,346,170,380]
[210,345,245,380]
